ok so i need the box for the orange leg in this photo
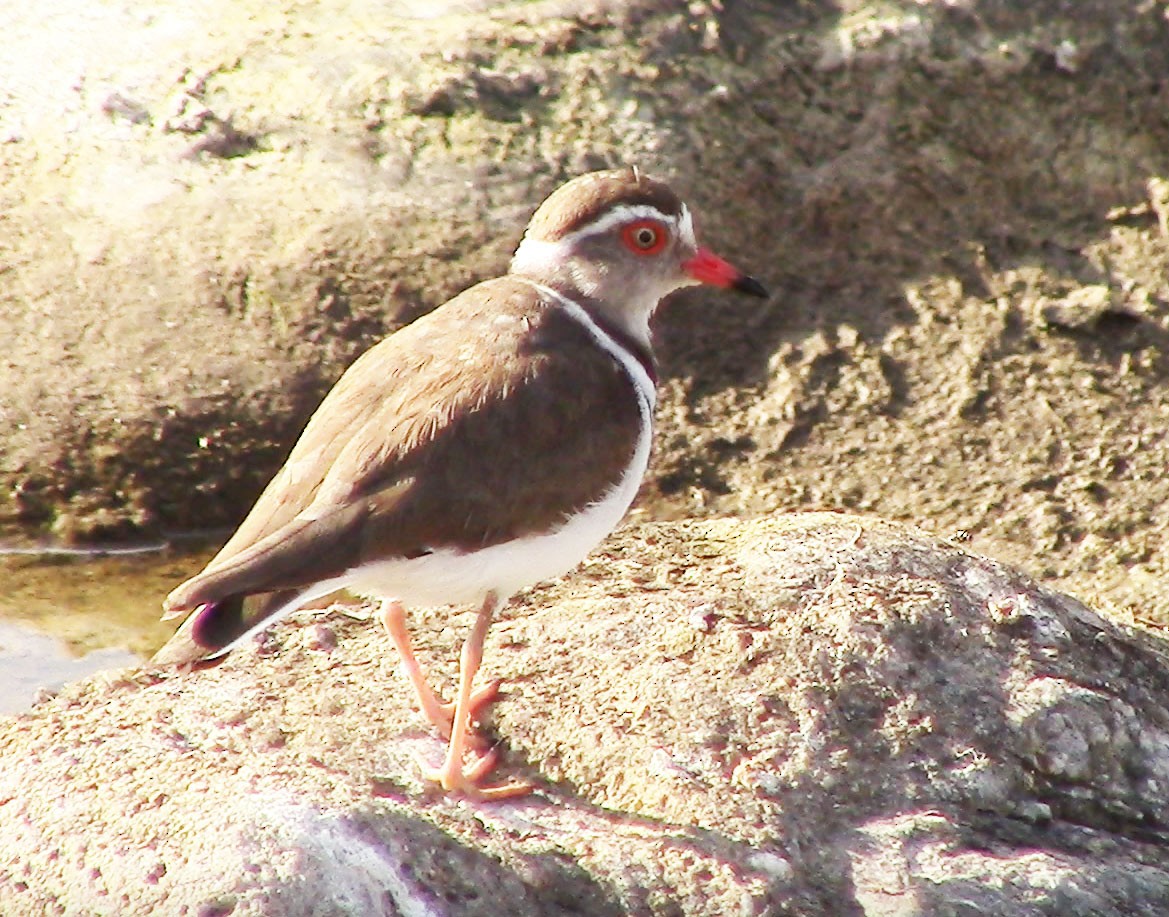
[380,600,498,744]
[380,595,530,799]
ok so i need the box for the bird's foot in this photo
[420,747,532,800]
[424,679,501,750]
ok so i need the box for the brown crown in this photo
[524,168,685,242]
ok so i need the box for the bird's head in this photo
[510,168,767,346]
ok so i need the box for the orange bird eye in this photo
[621,219,668,255]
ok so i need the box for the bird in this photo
[154,167,768,798]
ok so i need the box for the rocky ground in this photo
[5,515,1169,915]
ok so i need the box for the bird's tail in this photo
[151,589,303,666]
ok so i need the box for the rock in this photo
[1034,285,1115,330]
[3,513,1169,915]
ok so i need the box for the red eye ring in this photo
[621,219,668,255]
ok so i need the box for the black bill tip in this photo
[733,274,769,298]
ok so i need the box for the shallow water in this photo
[0,540,216,713]
[0,621,139,715]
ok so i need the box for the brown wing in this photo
[165,276,646,611]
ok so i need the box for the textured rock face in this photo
[3,0,1169,629]
[3,514,1169,915]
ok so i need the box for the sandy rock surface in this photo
[3,514,1169,915]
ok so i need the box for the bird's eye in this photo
[621,219,668,255]
[633,226,657,247]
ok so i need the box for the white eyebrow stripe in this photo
[509,201,695,279]
[553,203,680,245]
